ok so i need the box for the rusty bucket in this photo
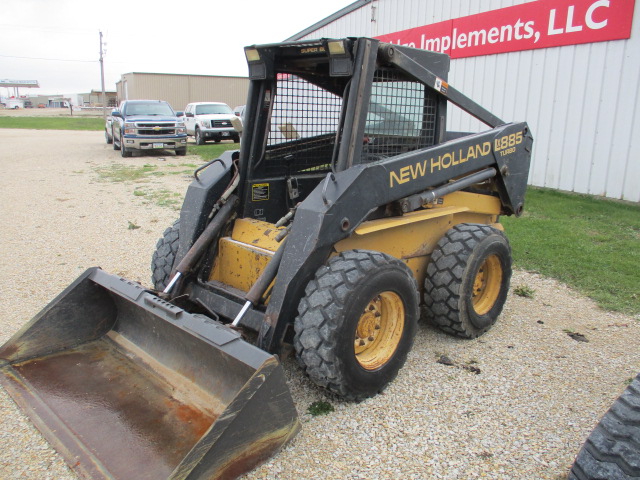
[0,268,300,480]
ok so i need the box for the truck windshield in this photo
[125,103,175,116]
[195,104,233,115]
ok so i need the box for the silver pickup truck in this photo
[106,100,188,157]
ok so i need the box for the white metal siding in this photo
[296,0,640,201]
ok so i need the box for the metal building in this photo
[288,0,640,202]
[115,73,249,113]
[77,90,117,108]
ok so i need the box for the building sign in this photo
[0,80,40,88]
[376,0,635,58]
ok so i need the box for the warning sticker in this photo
[252,183,270,201]
[434,77,448,95]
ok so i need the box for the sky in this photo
[0,0,356,96]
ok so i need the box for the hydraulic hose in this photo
[163,195,238,295]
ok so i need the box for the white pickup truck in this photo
[182,102,241,144]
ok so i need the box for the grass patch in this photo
[503,187,640,315]
[0,116,104,131]
[132,187,182,209]
[96,163,186,210]
[152,189,182,208]
[188,143,239,161]
[96,163,158,182]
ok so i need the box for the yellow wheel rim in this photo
[354,292,404,371]
[472,254,503,315]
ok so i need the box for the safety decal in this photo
[435,77,449,95]
[252,183,270,201]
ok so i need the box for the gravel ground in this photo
[0,128,638,480]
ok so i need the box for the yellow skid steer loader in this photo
[0,38,532,479]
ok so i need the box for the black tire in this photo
[121,142,132,157]
[151,220,180,290]
[214,138,221,143]
[569,374,640,480]
[105,129,113,144]
[424,223,512,338]
[232,134,240,143]
[195,128,205,145]
[294,250,419,401]
[176,147,187,156]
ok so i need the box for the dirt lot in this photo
[0,128,638,480]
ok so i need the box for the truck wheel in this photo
[105,129,112,144]
[195,128,205,145]
[176,147,187,156]
[151,219,180,290]
[424,224,511,338]
[233,134,240,143]
[120,143,132,157]
[568,373,640,480]
[294,250,419,401]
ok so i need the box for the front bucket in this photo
[0,268,300,480]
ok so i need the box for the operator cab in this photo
[239,38,449,223]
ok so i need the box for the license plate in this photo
[221,132,230,137]
[153,142,164,148]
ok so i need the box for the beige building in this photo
[77,90,117,108]
[115,73,249,112]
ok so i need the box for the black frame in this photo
[179,38,532,353]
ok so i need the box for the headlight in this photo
[124,122,136,135]
[177,121,185,128]
[177,127,186,134]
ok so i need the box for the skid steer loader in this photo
[0,38,532,479]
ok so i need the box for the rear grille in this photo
[212,120,233,128]
[361,68,438,163]
[263,74,341,176]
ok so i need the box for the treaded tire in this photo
[195,128,205,145]
[151,219,180,290]
[121,143,132,157]
[176,147,187,156]
[424,223,512,338]
[294,250,419,401]
[568,373,640,480]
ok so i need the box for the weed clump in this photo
[514,284,535,298]
[307,401,334,416]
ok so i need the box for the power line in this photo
[0,54,96,63]
[0,23,96,34]
[0,53,153,66]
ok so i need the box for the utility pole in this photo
[99,31,106,121]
